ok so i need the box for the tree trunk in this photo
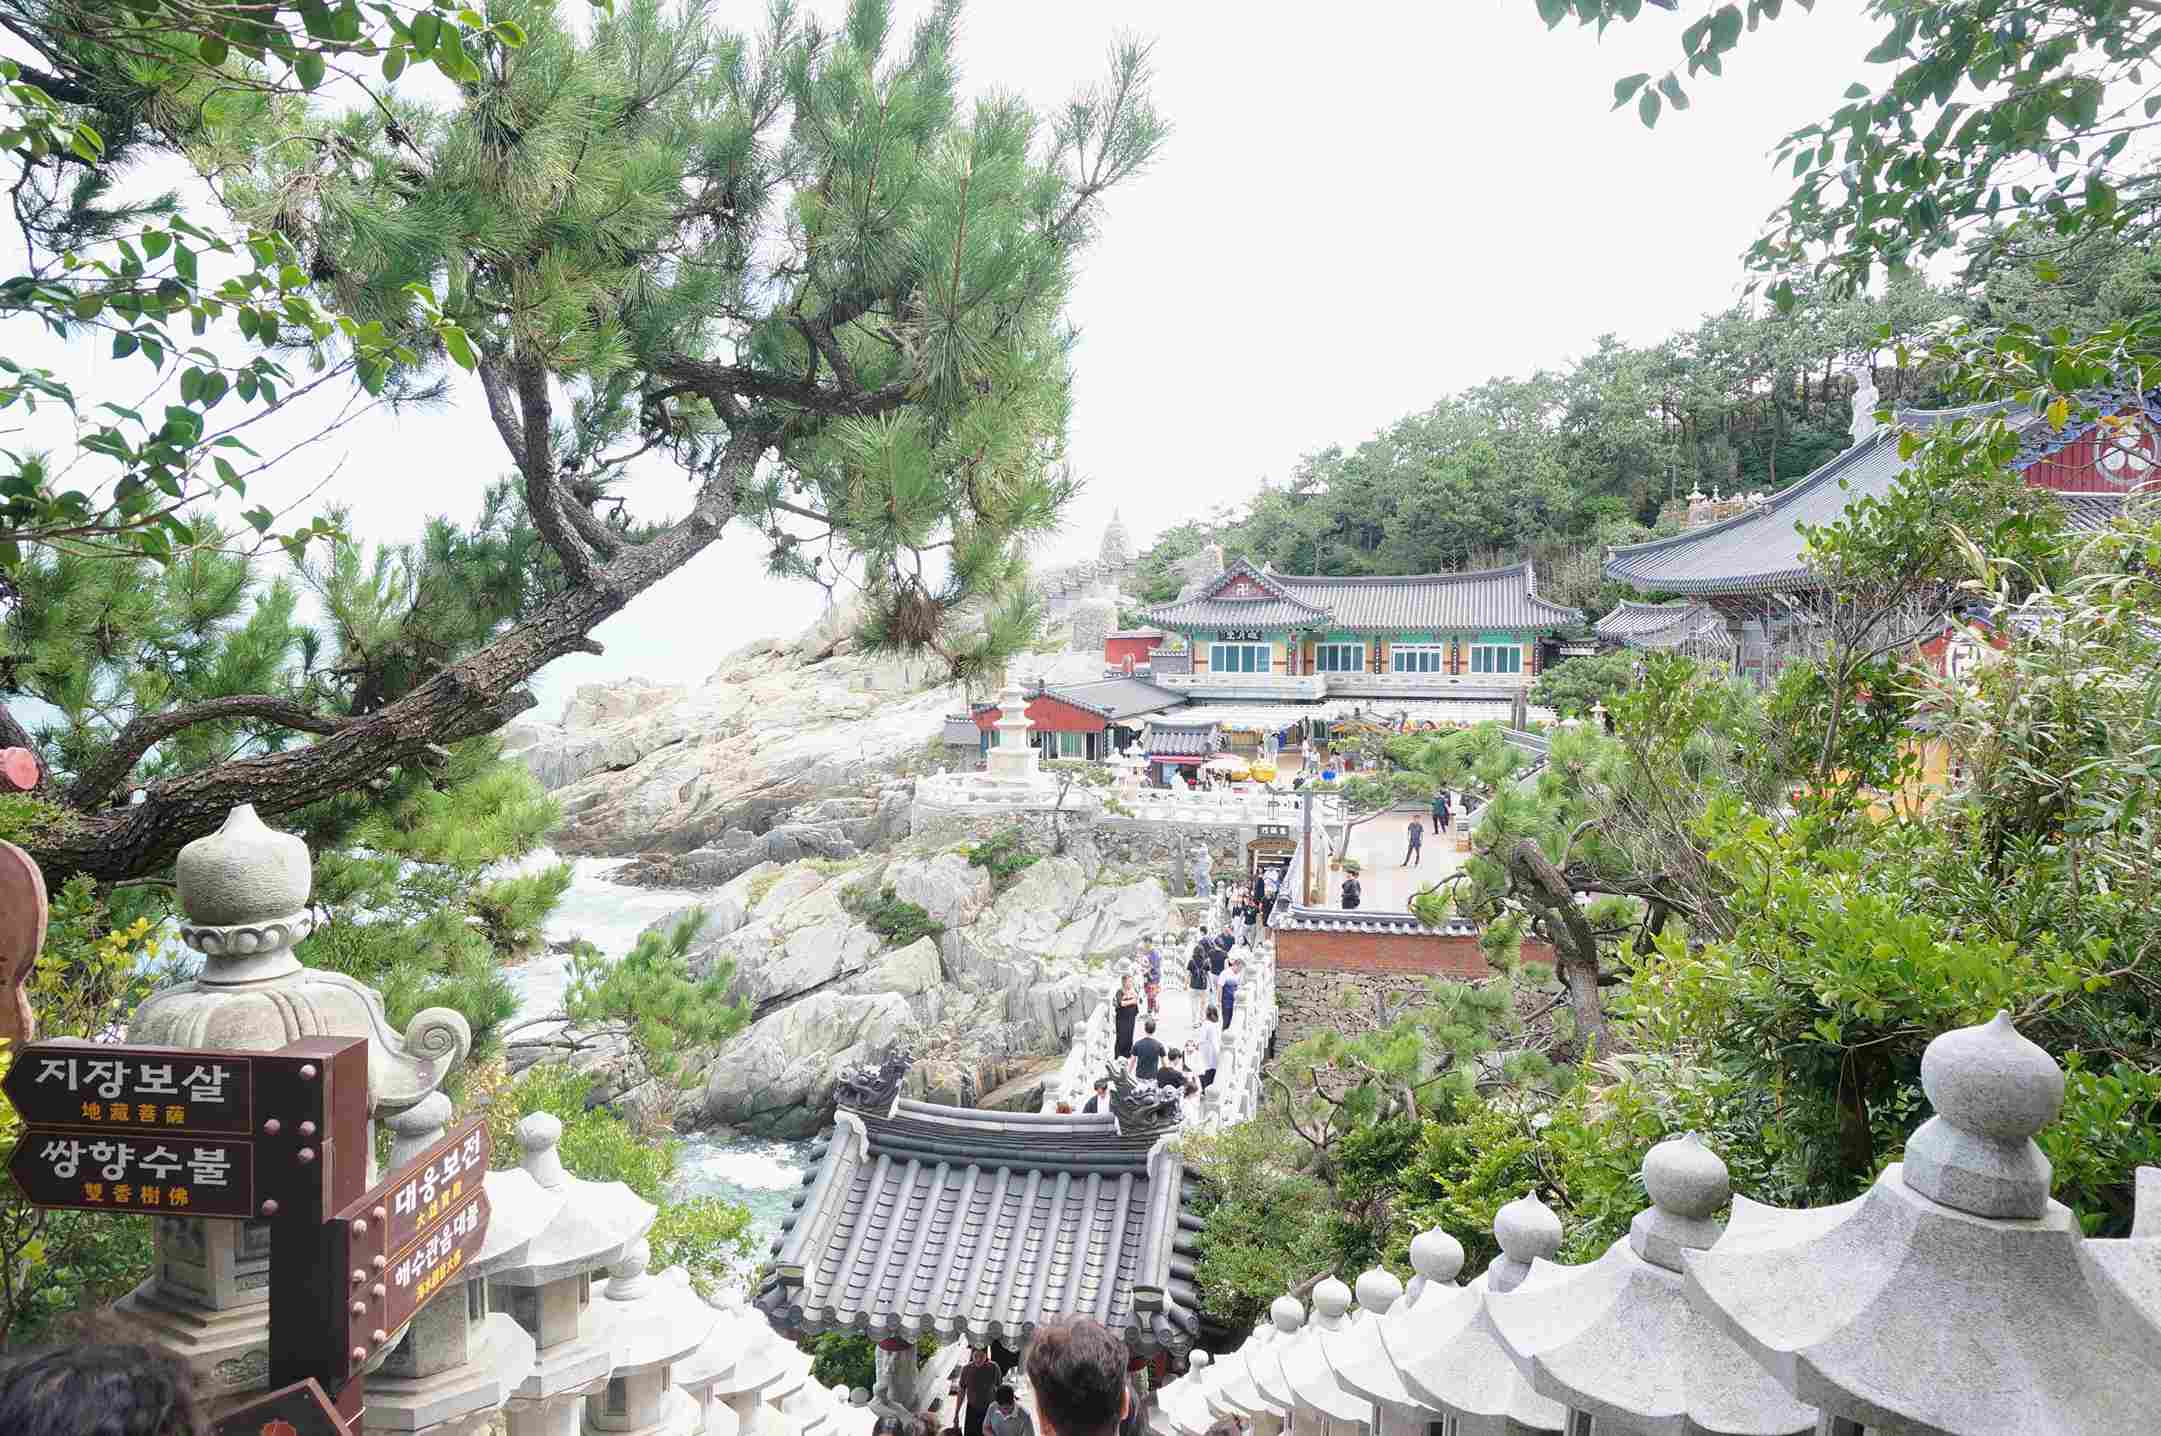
[1506,838,1612,1061]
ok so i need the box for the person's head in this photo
[972,1347,991,1363]
[1025,1317,1129,1436]
[1093,1077,1109,1097]
[1230,959,1243,973]
[1206,1006,1218,1023]
[0,1321,208,1436]
[996,1385,1018,1409]
[877,1417,911,1436]
[1143,1018,1156,1036]
[1055,1100,1074,1114]
[1164,1049,1182,1067]
[1119,974,1135,994]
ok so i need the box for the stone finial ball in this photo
[1643,1132,1730,1219]
[1190,1350,1213,1369]
[175,804,311,925]
[1269,1295,1305,1333]
[1920,1011,2066,1141]
[1312,1277,1353,1320]
[1354,1268,1404,1315]
[616,1238,651,1279]
[1408,1228,1466,1284]
[851,1388,871,1406]
[518,1111,564,1151]
[1493,1190,1563,1262]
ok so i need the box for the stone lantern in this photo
[1326,1263,1425,1436]
[1387,1195,1566,1436]
[1685,1013,2161,1434]
[667,1284,741,1436]
[364,1111,558,1434]
[1159,1349,1217,1436]
[1243,1296,1305,1435]
[118,804,472,1397]
[583,1239,720,1436]
[1281,1277,1367,1436]
[985,676,1044,786]
[493,1113,657,1436]
[695,1290,796,1435]
[1209,1315,1286,1435]
[1486,1137,1816,1436]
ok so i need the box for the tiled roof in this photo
[758,1101,1199,1354]
[1271,906,1481,937]
[1593,599,1732,652]
[1143,721,1221,757]
[2058,492,2129,531]
[1142,557,1581,634]
[1038,678,1188,722]
[1607,392,2161,595]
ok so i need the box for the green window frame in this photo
[1208,643,1272,673]
[1314,642,1365,672]
[1391,644,1447,673]
[1468,643,1522,675]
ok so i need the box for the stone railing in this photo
[1151,671,1534,701]
[1149,646,1192,676]
[1106,787,1342,829]
[1152,1013,2160,1436]
[1153,671,1330,700]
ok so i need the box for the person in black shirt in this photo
[1129,1018,1166,1081]
[1341,874,1362,910]
[1155,1049,1187,1090]
[1081,1076,1109,1114]
[959,1348,1002,1436]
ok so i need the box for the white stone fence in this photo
[1151,1012,2161,1436]
[914,770,1340,830]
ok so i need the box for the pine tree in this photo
[0,0,1164,889]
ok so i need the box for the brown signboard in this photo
[8,1129,257,1218]
[377,1185,490,1334]
[354,1117,488,1256]
[213,1377,350,1436]
[2,1043,260,1135]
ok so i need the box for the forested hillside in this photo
[1131,226,2161,618]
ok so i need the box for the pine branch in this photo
[65,694,358,809]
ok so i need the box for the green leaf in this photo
[242,505,275,533]
[111,331,138,359]
[171,243,197,284]
[411,11,441,55]
[1536,0,1570,25]
[442,324,476,370]
[1658,73,1689,111]
[493,18,528,45]
[1613,73,1650,108]
[198,32,228,65]
[382,45,407,81]
[1639,87,1662,129]
[295,51,327,90]
[142,230,169,261]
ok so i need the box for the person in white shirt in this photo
[1194,1010,1221,1091]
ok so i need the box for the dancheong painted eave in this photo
[1604,391,2157,597]
[756,1098,1202,1356]
[1140,555,1582,634]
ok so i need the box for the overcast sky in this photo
[13,2,1889,718]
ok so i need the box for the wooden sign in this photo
[212,1378,350,1436]
[3,1044,263,1135]
[331,1117,491,1361]
[9,1130,258,1218]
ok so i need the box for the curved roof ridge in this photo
[1269,559,1535,587]
[1607,429,1889,561]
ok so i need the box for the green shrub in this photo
[849,888,946,949]
[964,826,1040,888]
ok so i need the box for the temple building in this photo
[1592,598,1736,665]
[759,1065,1201,1370]
[1138,557,1582,700]
[967,677,1188,760]
[1603,384,2156,676]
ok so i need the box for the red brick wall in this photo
[1277,928,1554,978]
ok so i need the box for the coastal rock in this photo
[697,992,913,1136]
[885,851,994,929]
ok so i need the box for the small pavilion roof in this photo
[1036,677,1188,722]
[757,1098,1200,1356]
[1142,556,1580,634]
[1593,599,1732,652]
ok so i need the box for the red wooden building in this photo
[969,677,1186,760]
[1104,628,1167,673]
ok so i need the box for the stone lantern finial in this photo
[519,1112,569,1190]
[1488,1191,1562,1294]
[1189,1349,1212,1370]
[386,1091,453,1169]
[1310,1277,1353,1329]
[175,803,313,979]
[604,1238,655,1300]
[1629,1132,1730,1271]
[1269,1295,1305,1335]
[1903,1010,2065,1218]
[1352,1267,1402,1317]
[1408,1227,1465,1287]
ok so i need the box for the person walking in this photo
[985,1385,1035,1436]
[1403,815,1424,867]
[960,1348,1002,1436]
[1081,1076,1110,1114]
[1130,1018,1166,1082]
[1431,789,1452,838]
[1112,975,1140,1061]
[1155,1048,1187,1091]
[1185,943,1209,1026]
[1141,940,1163,1016]
[1196,1008,1221,1091]
[1221,961,1241,1029]
[1341,871,1362,909]
[1250,870,1268,908]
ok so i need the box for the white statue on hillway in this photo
[1851,367,1882,444]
